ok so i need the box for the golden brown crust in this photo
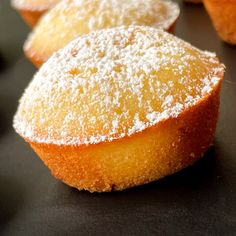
[203,0,236,44]
[167,20,177,34]
[17,9,46,27]
[24,46,47,67]
[27,82,222,192]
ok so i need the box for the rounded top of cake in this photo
[12,0,61,11]
[14,26,225,146]
[24,0,179,63]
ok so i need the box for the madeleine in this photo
[14,26,225,192]
[24,0,180,67]
[203,0,236,44]
[11,0,61,27]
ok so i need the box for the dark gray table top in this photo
[0,0,235,235]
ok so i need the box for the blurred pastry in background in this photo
[11,0,61,27]
[24,0,180,67]
[14,25,225,192]
[203,0,236,45]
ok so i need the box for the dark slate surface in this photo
[0,0,235,235]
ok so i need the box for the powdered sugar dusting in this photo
[48,0,179,30]
[14,26,225,146]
